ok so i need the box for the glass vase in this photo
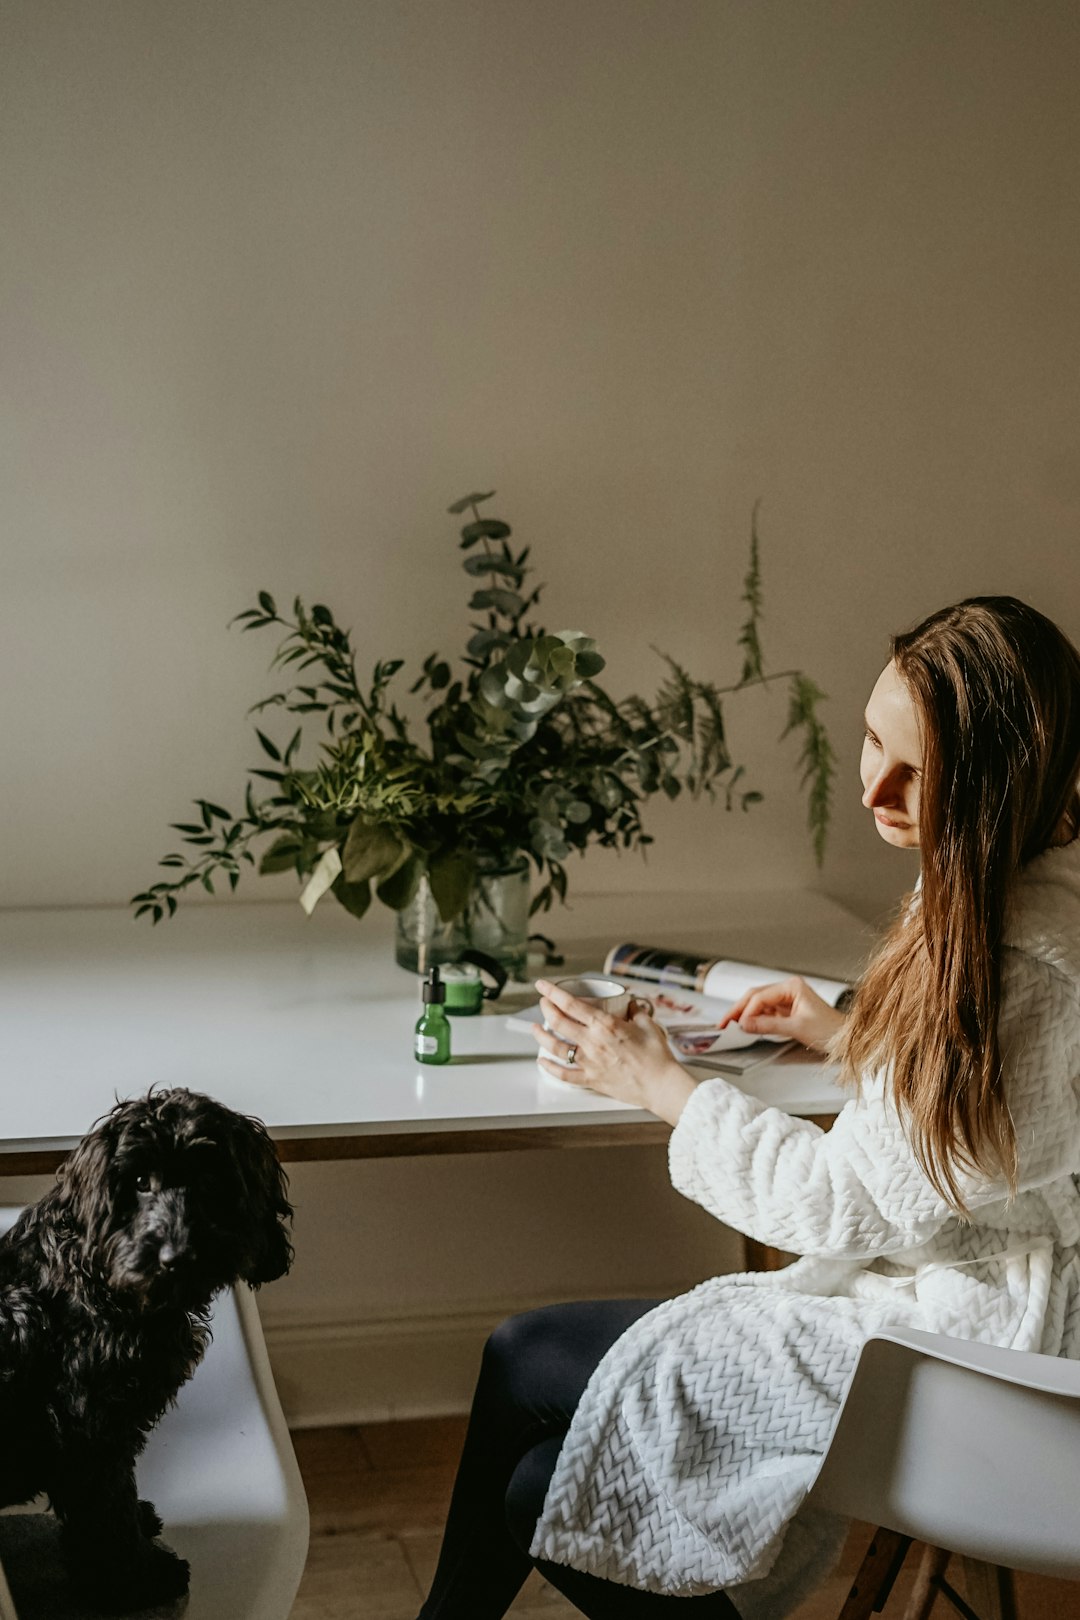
[394,857,531,979]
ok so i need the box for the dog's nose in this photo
[158,1241,179,1269]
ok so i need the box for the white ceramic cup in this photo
[539,975,651,1071]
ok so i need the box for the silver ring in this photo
[565,1044,578,1066]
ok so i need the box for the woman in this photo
[417,596,1080,1620]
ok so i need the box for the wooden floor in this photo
[287,1417,1080,1619]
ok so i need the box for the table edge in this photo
[0,1113,839,1177]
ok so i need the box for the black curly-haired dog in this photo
[0,1087,293,1614]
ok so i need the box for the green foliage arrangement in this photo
[132,495,834,928]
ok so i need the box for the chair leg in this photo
[958,1559,1018,1620]
[901,1544,952,1620]
[836,1528,912,1620]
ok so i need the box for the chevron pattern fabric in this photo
[532,841,1080,1613]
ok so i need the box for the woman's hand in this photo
[532,979,697,1127]
[717,975,844,1053]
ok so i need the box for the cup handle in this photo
[628,995,654,1018]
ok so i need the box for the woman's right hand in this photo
[717,975,845,1054]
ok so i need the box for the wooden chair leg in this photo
[836,1528,912,1620]
[958,1559,1018,1620]
[901,1544,952,1620]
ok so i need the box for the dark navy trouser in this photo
[416,1299,741,1619]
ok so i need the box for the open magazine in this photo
[507,942,850,1076]
[601,942,850,1074]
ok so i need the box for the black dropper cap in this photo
[422,965,446,1004]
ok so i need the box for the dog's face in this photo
[55,1089,293,1310]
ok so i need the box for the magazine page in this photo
[643,985,790,1070]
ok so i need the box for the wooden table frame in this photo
[2,1112,836,1281]
[1,1113,835,1177]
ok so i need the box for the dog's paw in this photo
[80,1542,190,1613]
[136,1497,164,1539]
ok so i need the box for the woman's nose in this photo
[862,766,903,809]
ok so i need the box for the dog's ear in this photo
[55,1104,127,1246]
[226,1111,294,1286]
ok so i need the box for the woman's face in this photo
[860,662,922,849]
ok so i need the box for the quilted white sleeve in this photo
[667,1074,952,1257]
[668,951,1080,1258]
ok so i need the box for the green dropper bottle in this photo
[415,966,451,1064]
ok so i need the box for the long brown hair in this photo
[833,597,1080,1212]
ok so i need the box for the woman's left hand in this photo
[532,979,698,1127]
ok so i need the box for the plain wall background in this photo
[4,0,1078,923]
[3,0,1079,1417]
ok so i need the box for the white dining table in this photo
[0,887,874,1177]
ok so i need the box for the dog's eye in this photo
[134,1173,152,1194]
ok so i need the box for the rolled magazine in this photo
[603,942,850,1005]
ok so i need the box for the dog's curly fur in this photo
[0,1087,293,1613]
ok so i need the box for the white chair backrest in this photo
[0,1206,308,1620]
[138,1283,310,1619]
[0,1564,17,1620]
[808,1326,1080,1582]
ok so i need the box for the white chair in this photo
[0,1563,16,1620]
[807,1325,1080,1620]
[0,1208,309,1620]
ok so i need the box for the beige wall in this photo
[3,0,1078,922]
[3,0,1079,1418]
[1,1149,742,1422]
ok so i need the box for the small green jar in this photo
[440,952,509,1016]
[441,963,485,1016]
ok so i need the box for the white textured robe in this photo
[532,842,1080,1613]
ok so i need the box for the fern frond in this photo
[737,500,765,684]
[654,653,696,742]
[693,683,731,781]
[782,674,835,864]
[618,693,656,733]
